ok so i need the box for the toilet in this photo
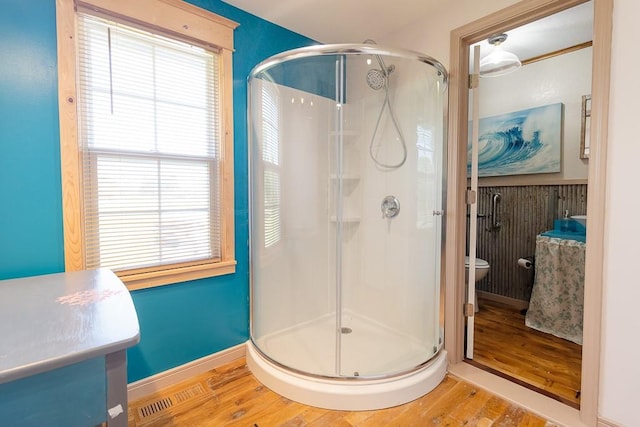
[464,256,490,311]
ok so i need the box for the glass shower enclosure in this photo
[247,44,448,410]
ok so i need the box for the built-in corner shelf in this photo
[329,216,361,223]
[329,175,360,196]
[329,130,359,137]
[329,174,359,181]
[327,128,361,233]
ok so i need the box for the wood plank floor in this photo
[471,298,582,408]
[128,357,553,426]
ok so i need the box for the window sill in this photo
[120,260,237,291]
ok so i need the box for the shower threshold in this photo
[248,311,447,410]
[247,340,447,411]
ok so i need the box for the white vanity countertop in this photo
[0,268,140,383]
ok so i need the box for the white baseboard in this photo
[598,417,622,427]
[127,343,246,401]
[477,290,529,311]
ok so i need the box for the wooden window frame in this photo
[56,0,239,290]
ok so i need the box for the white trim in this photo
[597,417,622,427]
[449,362,586,427]
[476,177,588,187]
[127,343,246,401]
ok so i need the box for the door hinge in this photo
[466,189,477,205]
[464,303,475,317]
[468,74,479,89]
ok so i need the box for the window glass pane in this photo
[261,85,281,248]
[157,103,212,157]
[262,86,279,165]
[78,13,222,272]
[160,211,211,263]
[86,155,215,270]
[160,160,211,210]
[87,93,156,151]
[264,169,281,248]
[95,156,159,214]
[95,212,161,269]
[110,33,155,98]
[155,47,210,106]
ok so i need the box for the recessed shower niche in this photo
[247,43,448,410]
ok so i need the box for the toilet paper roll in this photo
[518,258,532,269]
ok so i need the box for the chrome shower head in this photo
[366,64,395,90]
[367,68,386,90]
[362,39,395,90]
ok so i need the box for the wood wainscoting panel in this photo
[473,184,587,302]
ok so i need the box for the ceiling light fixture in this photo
[479,33,521,77]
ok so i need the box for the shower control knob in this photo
[381,196,400,219]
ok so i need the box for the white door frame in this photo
[444,0,613,424]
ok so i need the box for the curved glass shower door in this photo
[249,45,447,379]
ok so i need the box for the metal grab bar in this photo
[489,193,501,231]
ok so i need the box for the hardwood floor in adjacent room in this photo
[128,357,551,426]
[470,297,582,408]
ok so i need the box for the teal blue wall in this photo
[0,0,64,279]
[0,0,316,382]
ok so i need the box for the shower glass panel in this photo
[249,45,447,379]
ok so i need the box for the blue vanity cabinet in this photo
[0,269,140,426]
[0,357,107,426]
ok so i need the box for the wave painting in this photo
[468,103,563,177]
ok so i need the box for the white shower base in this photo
[247,313,447,410]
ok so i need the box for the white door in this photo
[465,45,481,359]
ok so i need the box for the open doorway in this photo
[465,2,592,408]
[445,0,612,423]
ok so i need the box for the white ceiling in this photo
[221,0,593,62]
[473,2,593,62]
[220,0,445,44]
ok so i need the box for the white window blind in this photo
[261,85,281,248]
[76,14,222,272]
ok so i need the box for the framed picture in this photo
[468,103,563,177]
[580,95,591,159]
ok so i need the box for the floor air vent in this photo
[173,383,205,403]
[137,397,173,419]
[135,382,210,422]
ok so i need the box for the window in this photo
[56,0,238,290]
[416,125,435,229]
[261,85,281,248]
